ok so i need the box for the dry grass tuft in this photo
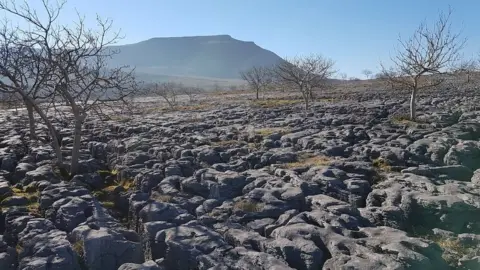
[72,240,86,268]
[211,140,239,147]
[233,200,264,212]
[177,103,213,111]
[431,236,477,267]
[151,193,173,203]
[116,178,134,190]
[101,201,115,209]
[255,127,290,137]
[282,153,332,169]
[108,115,132,123]
[251,99,301,108]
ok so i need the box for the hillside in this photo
[106,35,284,81]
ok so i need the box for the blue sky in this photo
[6,0,480,78]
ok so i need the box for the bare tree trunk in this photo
[70,113,85,176]
[25,100,36,140]
[308,88,314,100]
[302,90,310,111]
[22,95,63,165]
[410,87,417,120]
[256,88,259,100]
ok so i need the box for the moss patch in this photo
[1,187,41,216]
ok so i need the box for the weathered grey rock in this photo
[198,246,294,270]
[154,222,229,269]
[0,179,12,199]
[71,172,104,189]
[47,196,92,232]
[139,201,191,224]
[0,236,16,270]
[0,153,17,172]
[444,140,480,171]
[24,164,60,185]
[17,218,82,270]
[401,165,474,181]
[118,260,162,270]
[134,170,163,193]
[261,237,324,270]
[472,168,480,185]
[71,226,144,270]
[12,162,36,182]
[197,148,223,165]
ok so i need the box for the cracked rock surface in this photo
[0,88,479,269]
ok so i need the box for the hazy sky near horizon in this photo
[5,0,479,78]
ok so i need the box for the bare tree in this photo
[151,82,181,109]
[453,59,478,85]
[362,69,373,79]
[0,0,140,175]
[240,66,273,99]
[213,83,221,92]
[0,3,63,159]
[340,73,348,80]
[381,7,465,120]
[273,54,336,110]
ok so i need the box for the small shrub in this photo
[176,103,212,111]
[233,200,264,212]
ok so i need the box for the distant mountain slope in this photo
[106,35,284,79]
